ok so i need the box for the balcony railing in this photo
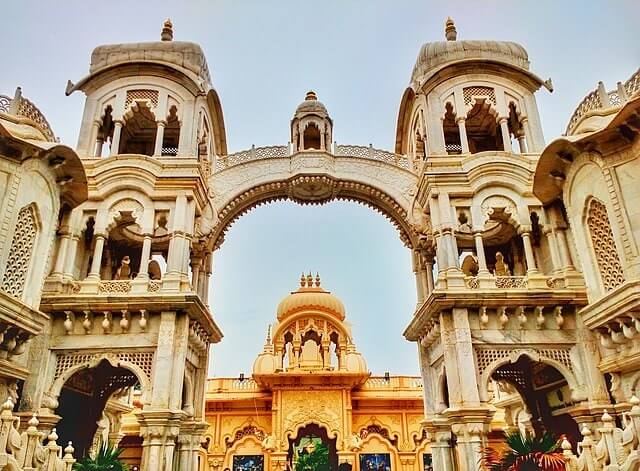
[463,275,564,289]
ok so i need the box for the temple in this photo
[0,15,638,471]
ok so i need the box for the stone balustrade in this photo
[362,376,423,389]
[0,399,75,470]
[566,68,640,135]
[215,143,411,171]
[562,396,640,471]
[68,279,166,295]
[463,275,565,290]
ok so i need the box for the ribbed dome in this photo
[410,18,531,87]
[276,274,345,321]
[294,91,328,115]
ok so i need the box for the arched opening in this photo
[490,355,580,444]
[442,103,462,154]
[465,99,502,153]
[95,105,114,157]
[161,105,180,156]
[55,359,139,458]
[303,122,321,150]
[288,423,337,471]
[209,200,416,378]
[119,102,157,156]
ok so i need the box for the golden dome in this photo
[276,273,345,321]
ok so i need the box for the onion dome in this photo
[294,91,329,116]
[410,18,550,92]
[276,273,345,321]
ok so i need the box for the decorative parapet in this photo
[215,145,289,170]
[565,68,640,135]
[561,398,640,471]
[215,144,411,172]
[362,376,423,390]
[0,399,75,470]
[0,88,57,142]
[463,275,565,290]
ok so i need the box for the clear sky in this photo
[2,1,638,376]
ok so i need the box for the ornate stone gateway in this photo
[0,15,638,471]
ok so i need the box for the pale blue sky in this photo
[2,1,638,376]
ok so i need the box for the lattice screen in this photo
[1,205,37,298]
[54,351,155,381]
[463,86,497,106]
[586,199,625,291]
[125,89,159,109]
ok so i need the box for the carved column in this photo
[520,230,539,274]
[87,233,106,280]
[457,117,470,153]
[137,234,153,280]
[473,231,489,275]
[498,117,511,152]
[52,230,71,277]
[412,251,425,305]
[429,426,455,471]
[154,121,167,157]
[110,120,123,156]
[423,252,435,295]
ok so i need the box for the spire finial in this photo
[161,18,174,41]
[315,272,321,287]
[266,324,272,345]
[305,90,317,101]
[307,272,313,287]
[300,272,306,287]
[445,17,457,41]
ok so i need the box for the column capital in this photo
[156,120,167,127]
[497,116,509,124]
[455,116,466,124]
[113,119,124,127]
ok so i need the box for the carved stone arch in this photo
[224,422,267,450]
[122,99,157,122]
[479,194,520,228]
[477,349,583,403]
[286,420,340,443]
[106,197,146,231]
[358,422,400,448]
[210,179,418,251]
[49,352,152,406]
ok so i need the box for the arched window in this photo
[95,105,114,157]
[465,99,502,153]
[1,205,38,298]
[586,198,625,291]
[303,122,321,150]
[161,105,180,156]
[442,103,461,154]
[119,102,157,156]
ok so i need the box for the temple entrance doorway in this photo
[491,355,580,443]
[288,423,337,471]
[55,359,139,458]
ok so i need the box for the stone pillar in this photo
[110,120,123,156]
[473,232,489,275]
[429,426,455,471]
[544,227,562,274]
[424,253,435,295]
[91,120,102,157]
[154,121,167,157]
[52,232,71,277]
[520,230,539,274]
[136,235,153,280]
[555,227,575,270]
[164,195,190,290]
[413,251,425,305]
[320,128,325,151]
[63,234,80,279]
[191,257,202,294]
[87,233,106,280]
[498,117,511,152]
[457,117,470,153]
[299,124,305,150]
[517,133,527,153]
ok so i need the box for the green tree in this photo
[481,432,565,471]
[73,443,130,471]
[295,442,329,471]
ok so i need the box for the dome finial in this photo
[266,324,272,345]
[300,272,306,287]
[305,90,317,101]
[315,272,321,287]
[307,272,313,287]
[161,18,174,41]
[445,17,457,41]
